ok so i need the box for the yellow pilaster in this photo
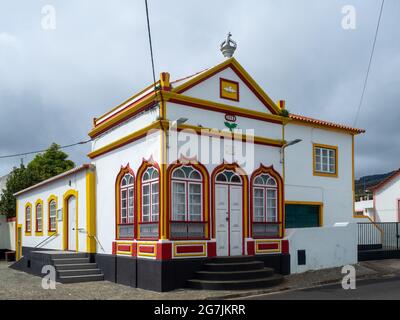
[86,168,97,253]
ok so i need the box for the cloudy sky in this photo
[0,0,398,178]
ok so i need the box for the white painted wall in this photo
[287,223,358,273]
[92,131,161,254]
[285,123,354,226]
[374,178,400,222]
[167,102,282,141]
[0,215,14,250]
[92,107,159,150]
[181,66,273,114]
[16,170,88,252]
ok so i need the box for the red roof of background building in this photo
[369,169,400,192]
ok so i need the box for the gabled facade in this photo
[355,170,400,222]
[15,57,364,291]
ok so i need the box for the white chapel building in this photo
[12,38,365,291]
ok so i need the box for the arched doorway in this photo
[63,189,78,251]
[67,195,77,251]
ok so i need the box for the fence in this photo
[358,222,399,250]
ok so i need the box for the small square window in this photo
[313,144,337,177]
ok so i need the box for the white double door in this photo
[215,184,243,256]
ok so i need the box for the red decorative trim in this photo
[207,242,216,257]
[156,242,172,260]
[176,245,204,254]
[90,97,156,138]
[247,240,255,256]
[117,244,131,252]
[131,242,137,257]
[281,240,289,254]
[139,245,155,254]
[112,242,117,255]
[6,217,16,222]
[169,98,282,125]
[258,243,279,250]
[220,78,240,102]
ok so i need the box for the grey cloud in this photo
[0,0,399,178]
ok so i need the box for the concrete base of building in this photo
[10,246,290,292]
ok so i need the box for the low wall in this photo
[287,223,358,274]
[0,216,15,253]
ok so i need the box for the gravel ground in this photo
[0,260,391,300]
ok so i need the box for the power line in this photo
[353,0,385,127]
[0,139,91,160]
[144,0,157,90]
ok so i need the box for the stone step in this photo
[203,261,265,272]
[195,267,274,281]
[58,273,104,284]
[186,274,283,290]
[52,257,90,265]
[54,263,98,271]
[47,252,88,259]
[57,269,102,277]
[210,256,256,264]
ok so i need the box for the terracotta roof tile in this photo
[289,113,365,134]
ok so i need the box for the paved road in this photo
[240,276,400,300]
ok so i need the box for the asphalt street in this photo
[239,276,400,300]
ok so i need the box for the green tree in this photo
[0,143,75,217]
[0,164,35,217]
[27,143,75,183]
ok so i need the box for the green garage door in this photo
[285,204,321,228]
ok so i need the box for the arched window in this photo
[116,168,135,240]
[120,173,134,224]
[25,204,31,234]
[216,170,242,184]
[142,167,159,222]
[252,173,277,222]
[171,166,203,221]
[36,202,43,233]
[48,199,57,232]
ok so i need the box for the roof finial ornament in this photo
[220,32,237,58]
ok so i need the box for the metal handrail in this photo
[89,234,105,252]
[34,232,59,248]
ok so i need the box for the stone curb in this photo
[205,271,391,300]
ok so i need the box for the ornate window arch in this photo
[250,165,284,238]
[167,159,210,240]
[115,165,135,239]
